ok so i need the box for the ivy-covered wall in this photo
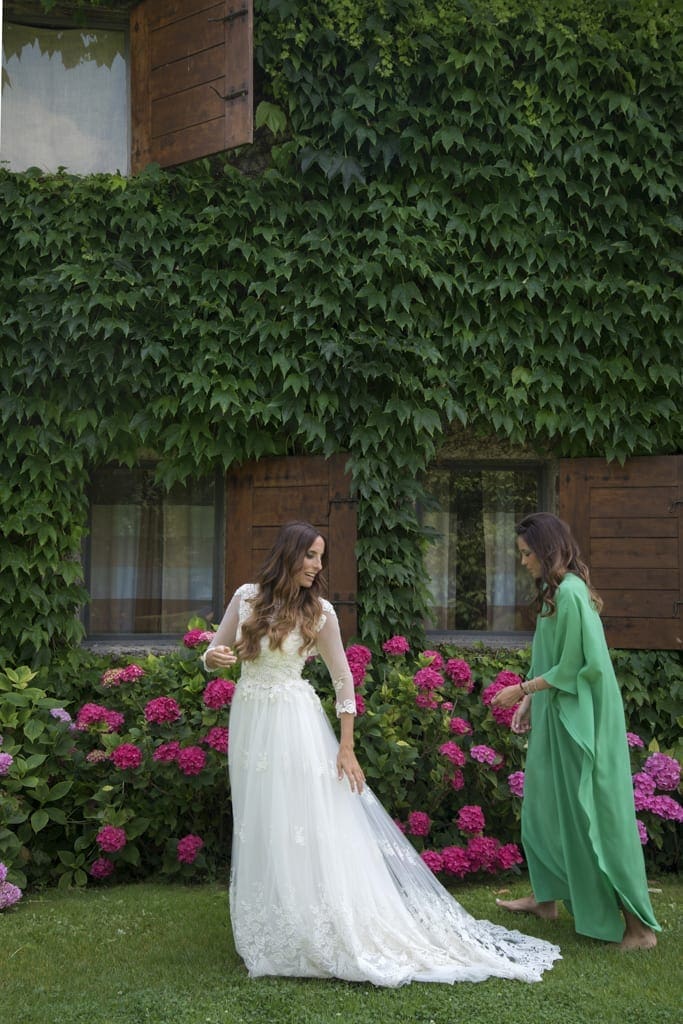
[0,0,680,663]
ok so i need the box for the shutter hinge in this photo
[211,86,249,103]
[668,499,683,513]
[209,7,249,23]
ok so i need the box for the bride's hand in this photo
[337,744,365,794]
[205,644,238,670]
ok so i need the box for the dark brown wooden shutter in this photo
[559,455,682,649]
[225,455,358,641]
[130,0,253,173]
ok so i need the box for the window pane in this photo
[88,468,217,635]
[421,467,541,631]
[1,22,128,174]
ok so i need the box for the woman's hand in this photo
[204,644,238,670]
[510,695,532,734]
[492,684,524,709]
[337,743,365,794]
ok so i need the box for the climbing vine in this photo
[0,1,680,662]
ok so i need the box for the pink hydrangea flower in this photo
[457,804,485,834]
[144,696,181,724]
[49,708,72,725]
[421,850,444,873]
[355,693,366,715]
[177,746,206,776]
[507,770,525,797]
[439,741,466,767]
[449,717,472,735]
[111,744,143,770]
[643,752,681,792]
[0,880,23,909]
[0,753,14,775]
[407,811,431,837]
[633,772,656,795]
[626,732,645,748]
[89,857,115,879]
[470,744,503,769]
[202,678,236,709]
[636,819,648,844]
[450,769,465,791]
[0,864,7,883]
[345,644,372,687]
[441,845,470,877]
[482,673,522,728]
[413,666,444,691]
[75,703,125,733]
[86,749,110,764]
[96,825,127,853]
[100,668,124,687]
[641,795,683,821]
[177,834,204,864]
[202,727,229,754]
[183,629,215,648]
[495,843,524,870]
[445,658,473,691]
[118,664,145,683]
[382,635,410,655]
[420,650,444,670]
[153,741,182,763]
[466,835,500,873]
[415,692,439,710]
[442,701,454,711]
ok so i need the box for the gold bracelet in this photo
[520,680,528,696]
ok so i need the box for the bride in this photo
[203,521,561,986]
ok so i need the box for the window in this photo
[420,463,546,634]
[1,5,129,174]
[85,466,222,637]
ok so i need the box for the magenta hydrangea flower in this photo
[466,835,500,873]
[495,843,524,870]
[449,716,472,735]
[442,701,454,711]
[118,664,145,683]
[633,771,656,795]
[444,658,473,691]
[0,864,7,883]
[450,769,465,791]
[202,678,236,709]
[636,819,648,844]
[89,857,115,879]
[413,666,444,691]
[0,753,14,775]
[153,741,182,763]
[470,744,503,768]
[421,850,444,874]
[439,741,466,767]
[420,650,444,670]
[457,804,486,834]
[75,703,125,733]
[345,644,373,687]
[382,635,410,655]
[626,732,645,748]
[507,770,525,797]
[177,834,204,864]
[144,696,182,724]
[641,795,683,821]
[177,746,206,776]
[202,727,229,754]
[643,752,681,792]
[355,693,366,715]
[183,629,215,648]
[407,811,431,837]
[415,692,439,710]
[111,744,143,770]
[394,818,407,833]
[482,673,522,728]
[0,880,23,910]
[96,825,127,853]
[441,845,470,877]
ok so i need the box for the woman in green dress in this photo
[492,512,659,950]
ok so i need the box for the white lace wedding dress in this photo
[205,584,561,986]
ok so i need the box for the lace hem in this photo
[335,699,357,717]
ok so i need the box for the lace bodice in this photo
[204,583,356,716]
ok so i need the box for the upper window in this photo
[420,463,546,634]
[85,465,222,637]
[1,7,129,174]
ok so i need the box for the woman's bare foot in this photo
[495,895,558,920]
[618,912,658,951]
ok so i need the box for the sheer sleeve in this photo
[200,588,242,673]
[316,602,356,717]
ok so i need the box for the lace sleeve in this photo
[200,586,246,673]
[316,601,356,717]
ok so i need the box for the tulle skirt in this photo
[228,674,561,986]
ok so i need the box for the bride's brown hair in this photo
[515,512,603,618]
[236,521,327,661]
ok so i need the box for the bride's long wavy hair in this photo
[236,521,327,661]
[515,512,602,618]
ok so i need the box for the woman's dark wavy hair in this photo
[515,512,602,617]
[236,521,327,661]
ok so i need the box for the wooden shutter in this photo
[225,455,358,641]
[559,455,682,649]
[130,0,253,173]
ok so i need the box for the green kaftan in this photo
[522,572,660,942]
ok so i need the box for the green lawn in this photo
[1,877,679,1024]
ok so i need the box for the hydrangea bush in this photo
[0,632,680,898]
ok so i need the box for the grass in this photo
[0,877,679,1024]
